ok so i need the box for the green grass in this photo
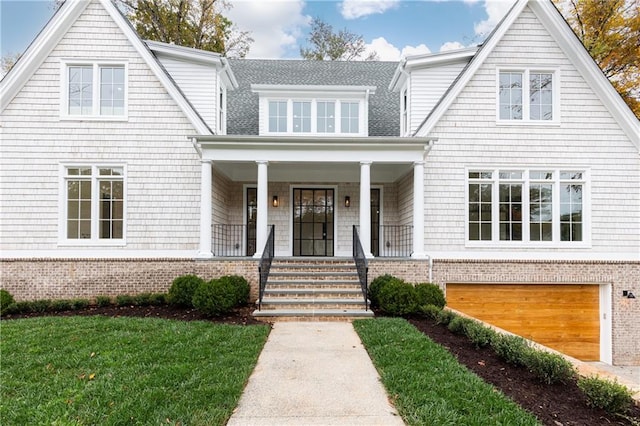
[354,318,541,426]
[1,316,270,425]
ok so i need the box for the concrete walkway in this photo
[227,322,405,425]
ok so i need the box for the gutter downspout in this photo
[424,138,436,283]
[191,137,202,157]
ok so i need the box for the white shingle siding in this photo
[156,55,218,131]
[409,61,468,134]
[0,1,201,251]
[423,6,640,255]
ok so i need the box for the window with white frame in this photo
[64,62,127,118]
[268,100,287,132]
[264,98,364,135]
[467,169,586,244]
[63,165,124,242]
[218,85,227,134]
[498,69,556,122]
[340,101,359,134]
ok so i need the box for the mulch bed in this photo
[5,306,639,425]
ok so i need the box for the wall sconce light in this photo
[272,195,279,207]
[344,196,351,208]
[623,290,636,299]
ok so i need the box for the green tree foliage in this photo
[300,17,378,61]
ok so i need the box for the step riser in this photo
[260,304,366,310]
[265,293,363,299]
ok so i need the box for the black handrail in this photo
[352,225,369,311]
[258,225,275,310]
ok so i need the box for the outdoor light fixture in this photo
[272,195,279,207]
[623,291,636,299]
[344,196,351,207]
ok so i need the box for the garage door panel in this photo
[447,284,599,361]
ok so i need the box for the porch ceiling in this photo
[215,161,413,183]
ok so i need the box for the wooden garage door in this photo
[447,284,600,361]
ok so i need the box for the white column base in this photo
[410,252,429,259]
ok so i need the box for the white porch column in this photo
[254,160,269,258]
[412,160,427,258]
[197,160,213,259]
[359,161,373,258]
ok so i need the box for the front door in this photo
[293,188,334,256]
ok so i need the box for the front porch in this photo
[192,135,434,260]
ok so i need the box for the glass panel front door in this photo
[293,188,334,256]
[371,188,380,257]
[246,187,257,256]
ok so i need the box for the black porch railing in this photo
[212,224,246,257]
[353,225,369,311]
[258,225,275,310]
[380,225,413,257]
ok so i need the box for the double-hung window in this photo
[317,101,335,133]
[340,101,359,134]
[467,169,587,244]
[292,101,311,133]
[268,100,287,132]
[62,165,125,244]
[63,61,127,119]
[498,68,557,123]
[266,99,362,134]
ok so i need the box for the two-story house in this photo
[1,0,638,365]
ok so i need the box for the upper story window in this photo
[61,60,128,119]
[467,169,587,245]
[497,68,557,124]
[253,85,374,136]
[61,164,126,245]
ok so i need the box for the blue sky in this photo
[1,0,516,60]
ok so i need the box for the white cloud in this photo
[340,0,400,20]
[364,37,431,61]
[473,0,516,37]
[439,41,465,52]
[225,0,310,58]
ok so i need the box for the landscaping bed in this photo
[407,315,640,426]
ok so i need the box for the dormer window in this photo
[254,85,374,136]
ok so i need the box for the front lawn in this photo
[354,317,541,426]
[0,316,270,425]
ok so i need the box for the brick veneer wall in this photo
[1,258,259,301]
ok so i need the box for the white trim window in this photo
[264,98,365,135]
[497,68,558,124]
[268,100,287,133]
[317,101,335,133]
[61,60,128,119]
[467,169,588,245]
[292,101,311,133]
[340,101,360,134]
[61,165,125,244]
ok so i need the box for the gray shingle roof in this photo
[227,59,400,136]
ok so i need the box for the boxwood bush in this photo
[192,279,236,316]
[522,349,576,385]
[96,295,112,307]
[0,289,15,316]
[168,274,204,308]
[417,304,441,320]
[414,282,446,308]
[490,333,530,366]
[577,376,633,414]
[377,279,417,316]
[368,274,403,309]
[219,275,250,306]
[463,320,496,348]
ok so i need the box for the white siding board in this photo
[423,6,640,256]
[0,0,202,251]
[409,61,467,134]
[156,56,218,131]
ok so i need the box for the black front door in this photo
[246,187,257,256]
[293,188,334,256]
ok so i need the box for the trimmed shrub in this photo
[219,275,250,306]
[51,299,73,311]
[377,279,417,316]
[134,293,154,306]
[463,320,496,348]
[491,333,530,366]
[368,274,403,309]
[447,316,473,335]
[192,279,236,316]
[417,304,441,320]
[522,349,576,385]
[578,376,633,414]
[115,295,136,306]
[30,299,52,313]
[96,295,112,307]
[168,275,204,308]
[0,289,16,316]
[414,283,446,308]
[71,299,90,310]
[14,301,33,314]
[435,309,456,325]
[149,293,167,305]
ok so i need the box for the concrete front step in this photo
[252,308,374,320]
[264,288,362,296]
[269,271,358,278]
[267,279,360,287]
